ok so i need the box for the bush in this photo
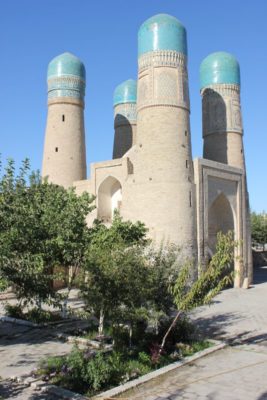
[4,303,24,319]
[0,277,9,292]
[26,308,61,324]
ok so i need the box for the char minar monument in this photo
[42,14,252,287]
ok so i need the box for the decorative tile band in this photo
[201,84,240,97]
[114,103,137,126]
[48,75,85,99]
[138,50,186,72]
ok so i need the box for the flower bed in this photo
[35,318,211,397]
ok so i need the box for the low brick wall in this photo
[253,250,267,267]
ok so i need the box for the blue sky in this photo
[0,0,266,212]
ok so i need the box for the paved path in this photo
[1,266,267,399]
[119,265,267,399]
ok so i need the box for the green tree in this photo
[251,211,267,249]
[160,231,237,351]
[81,215,150,336]
[0,158,94,306]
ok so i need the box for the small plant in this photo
[4,303,24,319]
[26,307,62,324]
[0,277,9,292]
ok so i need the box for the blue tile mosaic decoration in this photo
[138,14,187,57]
[47,53,85,99]
[200,52,240,89]
[113,79,137,106]
[48,52,85,80]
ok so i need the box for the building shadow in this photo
[113,114,133,159]
[202,88,228,164]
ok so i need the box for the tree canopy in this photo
[251,211,267,249]
[0,158,94,304]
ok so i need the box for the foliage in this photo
[160,231,237,350]
[4,303,24,319]
[81,215,183,342]
[0,158,94,306]
[172,231,236,312]
[4,304,62,323]
[81,215,153,335]
[251,211,267,249]
[0,277,9,292]
[38,332,211,397]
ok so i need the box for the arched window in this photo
[97,177,122,223]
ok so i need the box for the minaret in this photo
[123,14,197,259]
[200,52,252,284]
[42,52,87,188]
[200,52,245,167]
[113,79,137,159]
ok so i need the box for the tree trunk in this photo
[160,310,182,353]
[98,308,104,335]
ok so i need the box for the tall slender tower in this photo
[42,52,87,188]
[113,79,137,159]
[123,14,196,258]
[200,52,252,283]
[200,52,244,167]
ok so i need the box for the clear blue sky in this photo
[0,0,266,212]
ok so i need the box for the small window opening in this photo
[55,147,58,152]
[185,130,187,136]
[186,160,189,168]
[62,115,65,122]
[189,191,192,207]
[241,148,243,154]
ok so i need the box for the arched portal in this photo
[208,193,235,254]
[97,177,122,222]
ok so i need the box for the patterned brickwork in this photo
[137,50,189,111]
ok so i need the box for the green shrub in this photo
[26,307,61,324]
[0,277,9,292]
[4,303,24,319]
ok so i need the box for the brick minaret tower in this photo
[113,79,137,158]
[200,51,252,283]
[42,52,87,188]
[123,14,197,259]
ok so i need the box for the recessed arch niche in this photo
[208,192,235,254]
[97,176,122,222]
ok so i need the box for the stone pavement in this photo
[1,266,267,399]
[117,264,267,399]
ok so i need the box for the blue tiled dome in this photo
[47,52,86,80]
[200,52,240,89]
[138,14,187,57]
[113,79,137,106]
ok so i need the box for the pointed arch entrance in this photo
[97,176,122,222]
[208,193,235,254]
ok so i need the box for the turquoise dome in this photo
[113,79,137,106]
[138,14,187,57]
[47,52,86,80]
[200,52,240,89]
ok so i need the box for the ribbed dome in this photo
[138,14,187,57]
[47,52,86,80]
[113,79,137,106]
[200,52,240,89]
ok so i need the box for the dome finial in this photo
[113,79,137,106]
[47,52,86,80]
[200,51,240,89]
[138,14,187,57]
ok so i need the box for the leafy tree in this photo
[0,158,94,306]
[81,215,151,336]
[160,231,237,351]
[251,211,267,249]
